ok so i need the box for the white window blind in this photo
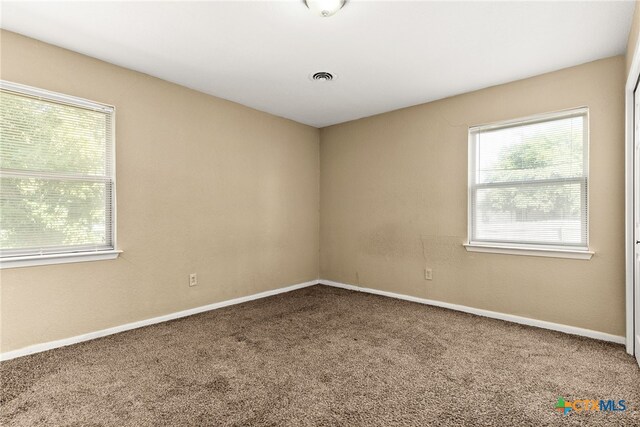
[468,108,588,250]
[0,81,115,259]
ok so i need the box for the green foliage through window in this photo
[470,111,587,247]
[0,86,114,256]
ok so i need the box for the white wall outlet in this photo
[189,273,198,287]
[425,268,433,281]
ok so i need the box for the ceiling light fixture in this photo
[305,0,346,18]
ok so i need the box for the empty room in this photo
[1,0,640,425]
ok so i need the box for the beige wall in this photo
[627,1,640,75]
[320,56,626,336]
[0,30,320,353]
[0,29,629,354]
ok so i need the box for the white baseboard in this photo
[2,278,625,361]
[319,279,626,345]
[0,280,318,362]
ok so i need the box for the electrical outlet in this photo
[425,268,433,281]
[189,273,198,287]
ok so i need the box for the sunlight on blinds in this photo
[469,109,588,248]
[0,85,115,257]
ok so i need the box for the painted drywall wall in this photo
[0,30,320,353]
[0,28,628,354]
[627,1,640,75]
[320,56,626,336]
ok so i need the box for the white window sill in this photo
[0,250,122,269]
[463,244,594,260]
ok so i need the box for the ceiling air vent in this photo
[310,71,335,81]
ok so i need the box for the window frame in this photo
[0,80,121,269]
[465,107,593,260]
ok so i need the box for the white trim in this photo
[0,80,114,113]
[0,280,318,361]
[625,33,640,356]
[469,107,588,133]
[463,244,594,260]
[111,105,118,272]
[319,279,625,345]
[1,278,624,361]
[0,250,122,269]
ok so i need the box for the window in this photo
[466,108,592,259]
[0,81,119,268]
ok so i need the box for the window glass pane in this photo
[477,116,584,184]
[0,91,108,176]
[0,83,114,258]
[469,110,588,249]
[473,180,585,246]
[0,177,112,253]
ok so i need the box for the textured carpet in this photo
[1,285,639,426]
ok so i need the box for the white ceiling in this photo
[0,1,635,128]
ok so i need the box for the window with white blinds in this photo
[468,108,588,251]
[0,81,115,260]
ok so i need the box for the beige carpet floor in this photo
[1,285,639,426]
